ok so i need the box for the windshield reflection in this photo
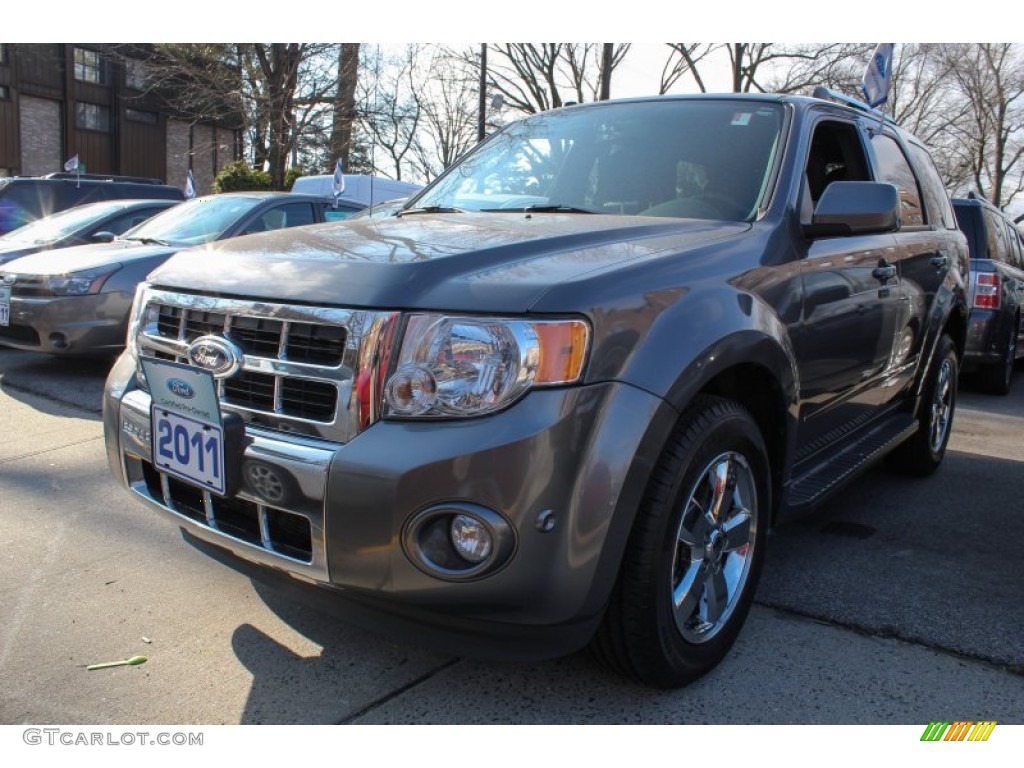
[123,195,264,246]
[416,100,785,222]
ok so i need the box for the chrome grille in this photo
[134,287,400,444]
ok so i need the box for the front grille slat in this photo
[140,458,313,562]
[137,290,397,444]
[144,300,346,429]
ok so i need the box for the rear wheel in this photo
[889,334,958,476]
[592,395,769,689]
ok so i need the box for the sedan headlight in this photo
[45,265,121,296]
[383,313,589,418]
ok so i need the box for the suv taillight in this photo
[973,272,1001,310]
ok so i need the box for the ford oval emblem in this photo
[167,378,195,399]
[186,335,243,378]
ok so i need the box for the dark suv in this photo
[103,93,968,688]
[0,173,185,235]
[951,194,1024,394]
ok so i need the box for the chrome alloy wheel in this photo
[671,451,757,644]
[928,358,954,453]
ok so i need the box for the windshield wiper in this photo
[480,204,597,214]
[122,236,171,246]
[397,205,466,216]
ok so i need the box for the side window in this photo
[240,202,316,235]
[870,134,924,227]
[323,203,362,222]
[802,120,871,222]
[906,142,957,229]
[982,208,1009,263]
[1003,219,1023,269]
[103,210,161,236]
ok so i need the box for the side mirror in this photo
[803,181,900,238]
[91,231,116,243]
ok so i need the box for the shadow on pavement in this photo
[0,349,113,418]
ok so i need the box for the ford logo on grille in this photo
[167,378,195,399]
[186,335,243,378]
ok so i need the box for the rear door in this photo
[870,133,965,396]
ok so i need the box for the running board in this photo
[785,414,919,516]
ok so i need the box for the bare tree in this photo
[659,44,717,94]
[481,43,630,115]
[359,46,422,181]
[940,43,1024,209]
[409,48,479,182]
[328,44,361,173]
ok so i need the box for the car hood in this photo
[0,243,43,265]
[149,213,750,313]
[0,240,177,275]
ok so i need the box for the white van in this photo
[290,174,422,209]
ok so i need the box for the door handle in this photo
[930,255,948,269]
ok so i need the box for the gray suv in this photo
[103,93,968,688]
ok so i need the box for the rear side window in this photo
[906,142,957,229]
[870,134,924,227]
[982,208,1010,263]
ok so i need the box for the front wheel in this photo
[592,395,769,688]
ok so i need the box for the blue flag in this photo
[185,169,196,200]
[861,43,895,109]
[331,159,345,202]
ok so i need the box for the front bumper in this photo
[0,291,131,354]
[103,352,674,641]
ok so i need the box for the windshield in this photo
[416,99,785,222]
[122,195,264,246]
[0,201,124,244]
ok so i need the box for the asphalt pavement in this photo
[0,348,1021,725]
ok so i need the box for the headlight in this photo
[383,313,589,418]
[124,282,153,361]
[45,265,121,296]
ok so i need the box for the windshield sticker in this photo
[731,112,752,126]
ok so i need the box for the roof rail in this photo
[42,172,166,185]
[811,86,886,120]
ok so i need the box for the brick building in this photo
[0,44,241,195]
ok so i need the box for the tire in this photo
[592,395,769,689]
[977,319,1016,396]
[888,334,958,476]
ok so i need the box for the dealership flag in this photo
[185,169,196,200]
[331,159,345,206]
[861,43,895,109]
[63,154,80,172]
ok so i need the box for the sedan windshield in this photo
[0,201,123,244]
[121,195,264,246]
[416,99,785,222]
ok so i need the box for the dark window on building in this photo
[0,85,8,100]
[76,102,111,132]
[125,59,149,90]
[870,133,924,227]
[73,48,107,85]
[125,108,158,125]
[0,44,7,65]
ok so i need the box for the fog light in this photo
[450,514,492,563]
